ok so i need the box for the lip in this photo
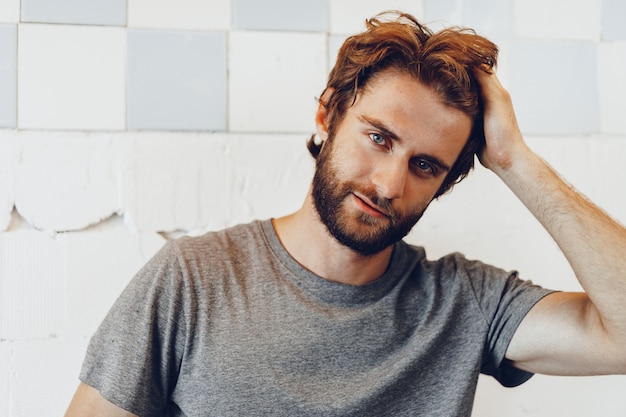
[352,193,389,218]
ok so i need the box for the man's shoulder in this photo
[163,219,271,265]
[173,219,267,248]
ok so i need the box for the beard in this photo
[311,137,427,257]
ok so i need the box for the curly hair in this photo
[307,11,498,198]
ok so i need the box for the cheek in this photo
[328,141,371,179]
[403,179,441,208]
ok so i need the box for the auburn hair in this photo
[307,11,498,197]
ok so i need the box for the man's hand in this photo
[473,66,528,174]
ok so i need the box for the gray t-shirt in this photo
[80,219,553,416]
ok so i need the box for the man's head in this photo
[308,11,498,198]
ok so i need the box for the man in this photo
[66,12,626,417]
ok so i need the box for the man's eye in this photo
[369,133,386,145]
[414,159,435,175]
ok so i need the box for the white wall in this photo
[1,0,625,416]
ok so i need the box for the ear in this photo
[315,88,335,142]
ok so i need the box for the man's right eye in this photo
[369,132,386,146]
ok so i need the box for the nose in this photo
[372,158,408,201]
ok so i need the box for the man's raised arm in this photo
[474,67,626,376]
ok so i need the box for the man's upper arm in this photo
[65,382,137,417]
[506,291,626,376]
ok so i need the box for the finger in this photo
[473,66,507,102]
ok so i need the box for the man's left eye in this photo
[369,133,386,145]
[414,160,435,175]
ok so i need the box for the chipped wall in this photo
[1,0,626,416]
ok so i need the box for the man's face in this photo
[312,70,472,257]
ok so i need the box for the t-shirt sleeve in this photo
[79,240,188,416]
[463,258,555,387]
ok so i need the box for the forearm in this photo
[494,144,626,340]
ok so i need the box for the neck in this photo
[272,193,394,286]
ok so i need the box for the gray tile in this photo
[509,40,599,135]
[233,0,328,32]
[464,0,515,39]
[127,30,227,131]
[21,0,125,26]
[602,0,626,41]
[0,25,16,128]
[424,0,463,25]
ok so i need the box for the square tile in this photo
[21,0,125,25]
[463,0,515,40]
[602,0,626,41]
[0,0,19,23]
[509,40,599,135]
[18,24,125,130]
[599,43,626,134]
[515,0,601,41]
[0,25,16,128]
[127,30,227,131]
[229,31,327,133]
[424,0,462,28]
[234,0,328,32]
[331,0,423,34]
[128,0,230,30]
[328,34,347,73]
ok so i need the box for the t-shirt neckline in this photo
[259,218,413,306]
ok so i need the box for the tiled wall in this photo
[1,0,625,416]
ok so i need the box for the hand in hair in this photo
[473,67,528,174]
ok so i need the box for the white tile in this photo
[0,131,16,230]
[228,134,314,224]
[18,24,125,130]
[330,0,424,34]
[0,24,16,128]
[0,0,19,23]
[14,131,120,232]
[66,228,165,336]
[328,34,347,73]
[0,231,67,340]
[121,132,231,232]
[599,42,626,134]
[515,0,601,41]
[229,31,327,133]
[128,0,230,30]
[10,338,89,417]
[0,342,8,417]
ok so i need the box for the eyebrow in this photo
[358,114,452,173]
